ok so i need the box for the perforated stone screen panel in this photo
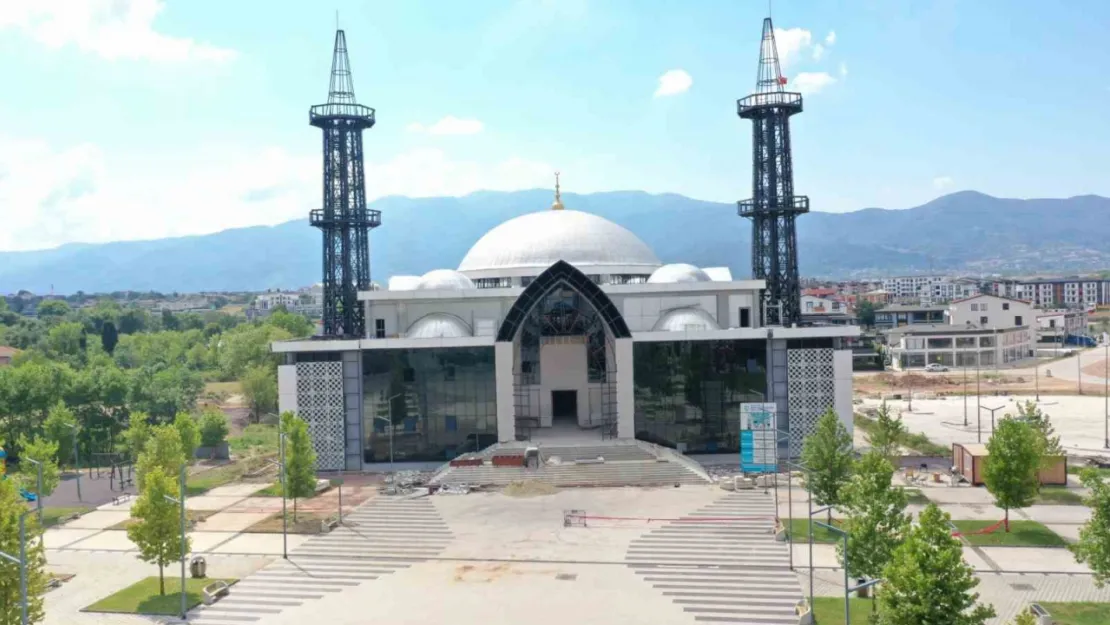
[787,348,835,457]
[295,361,346,471]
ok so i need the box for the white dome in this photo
[388,276,422,291]
[648,263,712,284]
[458,210,661,274]
[652,307,720,332]
[416,269,475,290]
[406,313,472,339]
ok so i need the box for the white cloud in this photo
[812,43,826,61]
[406,116,485,136]
[933,176,955,190]
[0,136,556,252]
[654,69,693,97]
[0,0,235,62]
[825,31,837,45]
[839,62,849,77]
[790,72,837,94]
[773,27,813,68]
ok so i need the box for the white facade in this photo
[801,295,849,315]
[947,294,1035,332]
[880,275,980,305]
[889,325,1031,370]
[1037,309,1088,335]
[273,194,858,468]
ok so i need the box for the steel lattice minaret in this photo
[737,17,809,326]
[310,29,380,338]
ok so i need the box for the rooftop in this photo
[877,304,948,313]
[886,323,1027,336]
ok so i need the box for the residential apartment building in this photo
[947,294,1035,330]
[873,304,947,330]
[880,275,981,305]
[988,278,1110,309]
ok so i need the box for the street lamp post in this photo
[65,423,82,502]
[0,511,32,625]
[279,430,288,559]
[963,363,968,427]
[1105,340,1109,449]
[24,458,43,526]
[976,355,982,440]
[161,465,187,620]
[980,405,1004,438]
[380,392,403,472]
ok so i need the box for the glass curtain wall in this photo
[633,339,767,453]
[362,347,497,463]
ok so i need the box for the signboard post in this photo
[740,403,777,473]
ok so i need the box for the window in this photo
[980,316,988,325]
[1002,302,1010,310]
[979,336,995,348]
[970,303,979,311]
[474,277,511,289]
[520,276,534,287]
[981,303,988,311]
[375,318,386,339]
[739,307,752,328]
[1014,316,1023,326]
[927,337,953,349]
[956,336,976,348]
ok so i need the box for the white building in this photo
[1037,309,1089,336]
[255,290,300,311]
[273,189,857,469]
[990,278,1109,309]
[880,275,980,305]
[888,324,1030,370]
[947,294,1035,331]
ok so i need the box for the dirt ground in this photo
[855,370,1098,398]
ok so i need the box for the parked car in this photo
[925,363,949,372]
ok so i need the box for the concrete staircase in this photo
[428,440,712,488]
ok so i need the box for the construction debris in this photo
[503,480,558,498]
[435,484,472,496]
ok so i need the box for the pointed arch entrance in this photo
[495,261,631,441]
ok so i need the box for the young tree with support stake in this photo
[868,401,907,460]
[0,475,48,625]
[173,412,200,465]
[281,412,317,522]
[136,425,184,491]
[837,450,911,609]
[127,468,189,596]
[875,504,995,625]
[801,408,853,522]
[1011,400,1062,456]
[983,417,1041,532]
[1069,467,1110,587]
[16,435,60,497]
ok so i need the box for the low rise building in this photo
[1037,309,1089,337]
[873,304,947,330]
[887,323,1031,370]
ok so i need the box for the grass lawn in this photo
[901,431,949,456]
[185,463,245,496]
[903,488,930,504]
[84,576,236,615]
[228,424,280,455]
[1038,602,1110,625]
[813,596,874,624]
[244,511,330,535]
[42,506,92,528]
[786,518,843,544]
[952,520,1067,547]
[1068,465,1110,478]
[252,482,318,498]
[1036,486,1086,505]
[204,381,242,396]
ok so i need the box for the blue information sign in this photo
[740,403,777,473]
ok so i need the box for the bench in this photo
[795,599,813,625]
[112,493,132,506]
[202,581,230,606]
[1027,603,1052,625]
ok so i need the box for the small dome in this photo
[389,276,422,291]
[653,307,720,332]
[416,269,475,290]
[406,313,472,339]
[648,263,712,284]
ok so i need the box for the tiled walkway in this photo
[187,496,454,624]
[626,490,802,624]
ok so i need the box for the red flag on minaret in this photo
[778,76,788,85]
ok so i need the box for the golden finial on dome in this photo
[551,171,564,210]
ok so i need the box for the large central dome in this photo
[457,209,662,274]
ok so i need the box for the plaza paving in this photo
[39,480,1109,624]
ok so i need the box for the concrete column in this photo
[833,349,854,440]
[495,341,515,443]
[341,351,364,471]
[277,364,298,415]
[615,338,635,439]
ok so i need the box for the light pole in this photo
[980,405,1004,438]
[962,362,968,427]
[65,423,82,502]
[24,458,43,526]
[976,355,982,439]
[1078,346,1083,395]
[0,510,32,625]
[379,392,403,472]
[161,465,187,620]
[279,430,288,559]
[1105,340,1109,449]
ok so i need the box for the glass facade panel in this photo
[979,336,996,347]
[633,340,767,454]
[955,336,976,348]
[927,337,953,349]
[362,347,497,463]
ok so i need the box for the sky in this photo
[0,0,1108,252]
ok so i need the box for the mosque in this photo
[274,177,857,471]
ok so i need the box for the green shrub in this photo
[199,410,229,447]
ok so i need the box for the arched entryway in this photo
[495,261,631,441]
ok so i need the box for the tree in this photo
[35,299,70,321]
[1069,467,1110,587]
[43,401,78,466]
[100,321,119,355]
[869,401,906,459]
[218,324,291,379]
[875,504,995,625]
[199,409,229,448]
[0,476,48,624]
[173,413,200,464]
[266,310,313,338]
[16,435,61,497]
[124,414,154,462]
[1011,400,1062,456]
[136,425,184,490]
[127,467,189,595]
[983,417,1042,532]
[801,408,854,521]
[1008,610,1037,625]
[241,365,277,423]
[857,300,877,328]
[281,411,317,522]
[837,451,911,591]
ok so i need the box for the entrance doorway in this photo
[551,390,578,424]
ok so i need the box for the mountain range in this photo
[2,190,1109,294]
